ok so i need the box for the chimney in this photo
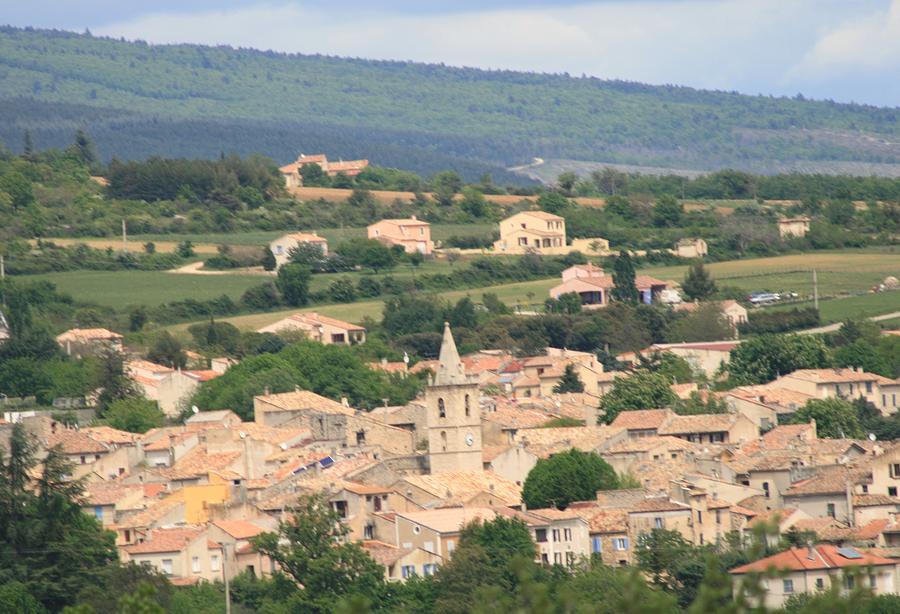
[168,434,176,466]
[411,215,417,220]
[341,397,349,407]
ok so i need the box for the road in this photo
[799,311,900,335]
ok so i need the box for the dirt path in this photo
[799,311,900,335]
[167,261,270,276]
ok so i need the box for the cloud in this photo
[89,0,896,105]
[796,0,900,75]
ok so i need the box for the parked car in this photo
[748,292,779,305]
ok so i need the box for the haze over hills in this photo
[3,26,900,181]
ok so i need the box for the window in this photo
[423,564,436,576]
[866,382,873,393]
[815,578,825,590]
[591,536,602,554]
[614,538,629,551]
[373,496,382,512]
[541,553,549,564]
[438,399,446,418]
[891,464,900,479]
[762,482,770,498]
[535,528,548,543]
[424,541,434,552]
[826,503,835,518]
[94,506,103,520]
[554,552,562,565]
[716,510,722,525]
[161,559,173,575]
[211,554,220,572]
[364,524,374,539]
[654,517,663,529]
[333,500,348,518]
[447,540,455,554]
[80,455,86,464]
[518,237,528,246]
[356,430,366,445]
[845,576,855,590]
[697,510,703,524]
[192,556,200,573]
[890,487,898,497]
[566,552,575,567]
[552,529,560,542]
[331,333,345,344]
[401,565,416,579]
[440,431,447,452]
[564,528,573,541]
[783,579,794,594]
[862,485,868,493]
[869,574,877,588]
[883,394,887,407]
[464,394,470,417]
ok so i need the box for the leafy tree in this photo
[556,172,578,195]
[545,292,582,314]
[241,282,280,311]
[382,295,442,337]
[791,398,864,439]
[329,278,357,303]
[289,242,330,271]
[299,162,329,187]
[252,493,384,614]
[337,239,394,273]
[611,251,639,303]
[448,296,477,330]
[147,331,187,368]
[600,371,677,424]
[637,351,695,383]
[481,293,510,315]
[431,170,463,206]
[553,364,585,393]
[175,241,195,258]
[537,191,570,214]
[95,349,140,412]
[261,246,276,271]
[826,199,855,225]
[276,264,312,306]
[728,334,830,385]
[0,171,34,212]
[674,391,727,415]
[143,242,156,254]
[22,130,34,159]
[667,303,734,343]
[652,194,683,227]
[460,186,489,218]
[105,398,166,433]
[681,261,716,300]
[0,582,45,614]
[522,449,618,509]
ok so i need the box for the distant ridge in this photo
[2,26,900,180]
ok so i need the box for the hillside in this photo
[3,27,900,180]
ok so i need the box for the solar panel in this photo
[837,547,863,559]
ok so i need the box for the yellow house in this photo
[494,211,566,254]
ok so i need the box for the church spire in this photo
[434,322,467,386]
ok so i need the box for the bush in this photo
[739,307,820,335]
[241,282,280,310]
[522,449,618,509]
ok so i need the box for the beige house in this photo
[620,341,740,379]
[120,527,224,583]
[494,211,566,254]
[394,507,496,559]
[127,360,221,417]
[730,545,898,610]
[770,368,900,416]
[269,232,328,269]
[524,508,591,567]
[778,216,811,239]
[362,540,443,581]
[569,504,632,566]
[258,312,366,345]
[549,264,669,308]
[253,389,354,428]
[657,413,759,445]
[673,238,708,259]
[367,217,433,255]
[869,444,900,498]
[672,301,748,337]
[56,327,123,358]
[207,519,275,579]
[279,153,369,188]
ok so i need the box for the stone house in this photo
[367,217,433,255]
[258,312,366,345]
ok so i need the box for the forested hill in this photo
[3,26,900,181]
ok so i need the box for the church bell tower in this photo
[426,323,482,474]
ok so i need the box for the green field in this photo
[130,223,496,247]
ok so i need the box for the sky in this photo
[5,0,900,107]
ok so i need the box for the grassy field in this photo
[781,292,900,323]
[17,250,900,325]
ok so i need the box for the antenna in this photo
[239,431,247,439]
[191,405,199,415]
[869,433,877,441]
[280,442,288,450]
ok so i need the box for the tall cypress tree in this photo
[22,130,33,160]
[681,261,717,300]
[612,250,639,303]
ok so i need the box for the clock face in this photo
[465,433,474,447]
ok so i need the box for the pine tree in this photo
[553,364,585,393]
[73,129,98,166]
[261,246,277,271]
[612,250,639,303]
[22,130,33,160]
[681,261,716,300]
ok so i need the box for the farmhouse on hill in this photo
[778,216,811,239]
[268,232,328,269]
[367,217,433,255]
[548,264,669,308]
[279,153,369,188]
[258,312,366,345]
[493,211,566,255]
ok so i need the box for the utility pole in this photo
[121,218,127,252]
[813,269,819,310]
[223,543,232,614]
[0,254,5,280]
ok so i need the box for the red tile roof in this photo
[730,545,896,574]
[123,527,204,555]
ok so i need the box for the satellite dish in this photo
[869,433,877,441]
[191,405,199,415]
[239,431,247,439]
[280,442,288,450]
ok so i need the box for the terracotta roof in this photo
[126,359,173,374]
[185,410,241,424]
[784,465,871,497]
[653,341,740,353]
[83,482,144,506]
[367,361,408,374]
[255,390,354,415]
[511,210,565,221]
[118,497,183,529]
[362,540,414,566]
[482,445,512,463]
[746,508,800,529]
[56,328,122,343]
[484,405,555,429]
[185,370,221,382]
[81,426,138,446]
[610,409,673,431]
[151,447,242,482]
[124,527,204,555]
[398,471,521,506]
[657,413,736,435]
[395,507,497,533]
[630,498,690,513]
[212,519,267,540]
[282,232,327,243]
[602,435,698,454]
[854,494,900,507]
[513,425,624,456]
[781,368,895,385]
[341,481,394,496]
[371,218,430,227]
[47,429,110,455]
[740,424,816,454]
[731,545,895,575]
[571,506,629,533]
[527,507,583,521]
